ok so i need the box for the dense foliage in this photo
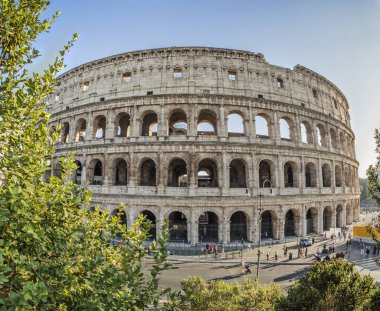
[367,128,380,207]
[173,276,283,311]
[0,1,173,309]
[277,260,377,311]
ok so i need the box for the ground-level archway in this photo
[261,211,274,239]
[306,207,318,234]
[323,206,332,231]
[336,205,343,228]
[168,211,188,242]
[141,210,156,240]
[284,210,296,237]
[198,211,218,242]
[230,211,248,241]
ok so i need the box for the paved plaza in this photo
[145,236,380,292]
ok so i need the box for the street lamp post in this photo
[246,179,273,282]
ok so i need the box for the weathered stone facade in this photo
[48,47,360,244]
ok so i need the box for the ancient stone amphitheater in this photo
[48,47,360,245]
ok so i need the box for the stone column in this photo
[342,201,347,227]
[157,152,164,194]
[300,206,306,237]
[158,104,167,137]
[131,110,140,138]
[221,151,229,195]
[190,210,198,245]
[223,219,230,244]
[278,208,285,240]
[318,157,323,190]
[156,208,165,240]
[189,153,197,195]
[332,160,336,191]
[249,107,256,142]
[127,208,135,227]
[272,110,280,144]
[81,155,87,183]
[85,112,92,141]
[103,156,111,186]
[299,157,304,193]
[218,105,227,137]
[68,117,76,142]
[106,109,115,139]
[277,154,283,194]
[218,220,224,244]
[332,208,337,229]
[294,114,301,146]
[318,204,324,233]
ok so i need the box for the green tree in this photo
[367,128,380,207]
[0,1,173,309]
[174,276,282,311]
[278,260,377,311]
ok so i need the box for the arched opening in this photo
[112,209,127,227]
[54,161,63,179]
[316,124,327,147]
[227,113,244,136]
[230,211,248,241]
[340,132,346,153]
[89,160,103,185]
[198,211,218,242]
[335,165,342,187]
[336,205,343,228]
[115,113,131,137]
[74,160,82,185]
[93,115,106,139]
[279,118,292,141]
[198,159,218,187]
[306,208,318,234]
[284,210,295,237]
[169,110,187,136]
[141,210,156,240]
[305,162,317,187]
[197,110,217,135]
[168,211,188,241]
[139,159,156,186]
[259,160,273,187]
[346,204,353,225]
[323,207,332,231]
[61,122,70,143]
[344,167,351,187]
[114,159,128,185]
[255,114,269,138]
[284,161,298,187]
[141,112,158,136]
[300,121,313,144]
[330,128,338,149]
[229,159,247,188]
[168,158,188,187]
[261,211,273,239]
[322,164,332,187]
[75,119,86,142]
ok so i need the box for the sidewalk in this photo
[166,238,380,283]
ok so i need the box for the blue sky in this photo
[35,0,380,177]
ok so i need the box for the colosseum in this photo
[47,47,360,245]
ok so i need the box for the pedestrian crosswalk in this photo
[350,256,380,271]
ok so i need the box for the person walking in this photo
[373,245,377,256]
[305,248,308,258]
[275,250,278,261]
[266,251,270,261]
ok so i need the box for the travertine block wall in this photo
[48,47,360,244]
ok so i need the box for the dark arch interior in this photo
[168,159,188,187]
[115,159,128,185]
[259,161,271,187]
[230,211,248,241]
[261,211,273,239]
[284,162,294,187]
[305,163,317,187]
[198,159,218,187]
[141,210,156,240]
[284,210,295,236]
[141,113,158,136]
[323,207,332,231]
[229,159,246,188]
[116,113,131,137]
[169,211,188,241]
[140,159,156,186]
[74,160,82,185]
[198,212,218,242]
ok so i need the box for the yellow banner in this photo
[353,226,380,239]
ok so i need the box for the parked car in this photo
[299,238,313,247]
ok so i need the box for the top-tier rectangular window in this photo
[277,77,284,88]
[174,68,183,78]
[228,70,237,81]
[82,81,89,91]
[312,88,318,99]
[123,72,132,82]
